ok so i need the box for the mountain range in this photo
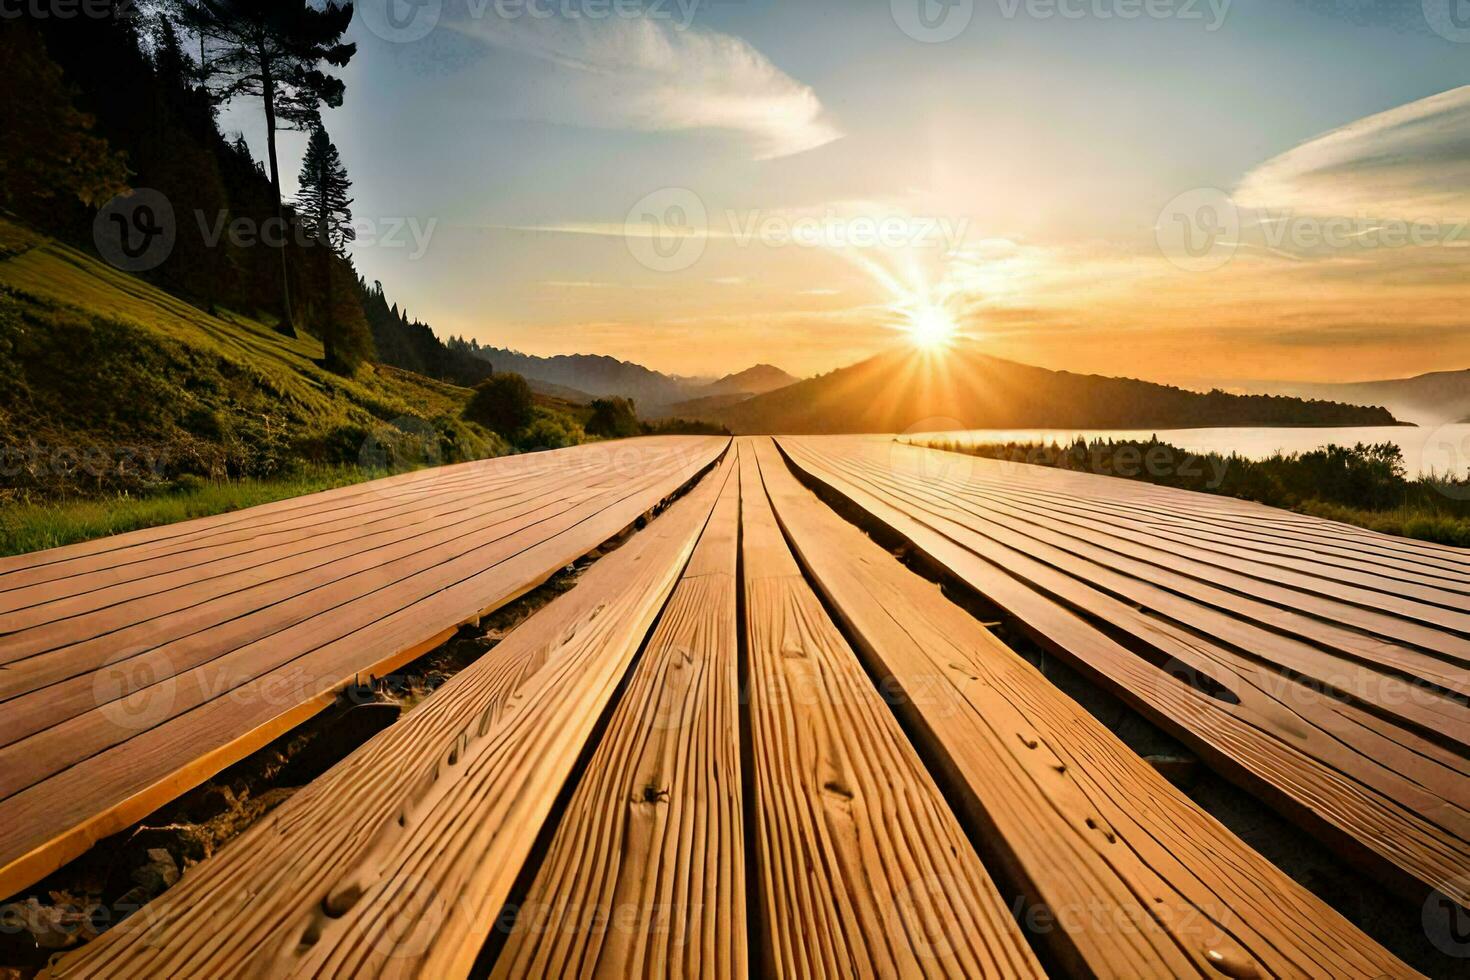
[686,346,1403,434]
[446,340,799,412]
[1235,370,1470,426]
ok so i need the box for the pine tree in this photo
[174,0,356,336]
[297,126,354,251]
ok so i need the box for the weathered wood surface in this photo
[738,440,1044,979]
[753,437,1413,978]
[39,436,1427,979]
[0,436,727,898]
[490,455,746,979]
[45,449,735,979]
[778,436,1470,909]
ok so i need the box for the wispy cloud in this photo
[450,14,841,160]
[1235,86,1470,221]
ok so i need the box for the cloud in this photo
[451,14,841,160]
[1235,86,1470,222]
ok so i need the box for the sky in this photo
[226,0,1470,385]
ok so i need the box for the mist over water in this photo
[907,425,1470,479]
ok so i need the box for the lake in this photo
[901,424,1470,479]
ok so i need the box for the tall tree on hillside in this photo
[175,0,356,336]
[296,126,355,251]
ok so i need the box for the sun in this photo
[907,304,957,349]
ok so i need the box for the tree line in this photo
[0,1,456,377]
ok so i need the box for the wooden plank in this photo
[43,452,735,980]
[941,467,1470,600]
[827,452,1470,727]
[0,438,727,898]
[0,450,615,619]
[491,458,744,979]
[902,439,1470,577]
[839,453,1470,651]
[737,440,1044,979]
[0,440,622,591]
[753,438,1413,978]
[779,437,1470,908]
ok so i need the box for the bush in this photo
[586,397,641,439]
[516,409,585,452]
[463,373,534,438]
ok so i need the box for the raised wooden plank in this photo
[491,458,744,979]
[44,451,735,980]
[753,437,1413,978]
[780,436,1470,908]
[737,440,1044,979]
[0,437,727,898]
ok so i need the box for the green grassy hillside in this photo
[0,217,502,504]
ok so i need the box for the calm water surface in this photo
[903,425,1470,479]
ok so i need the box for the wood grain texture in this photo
[737,440,1044,979]
[753,437,1413,979]
[44,450,735,980]
[0,437,727,899]
[779,437,1470,909]
[491,459,744,979]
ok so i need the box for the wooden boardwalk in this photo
[34,436,1459,977]
[0,437,726,898]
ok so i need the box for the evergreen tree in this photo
[174,0,356,335]
[296,126,355,251]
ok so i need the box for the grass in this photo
[0,466,381,557]
[0,216,503,503]
[909,436,1470,547]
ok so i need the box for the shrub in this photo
[463,373,534,438]
[585,397,640,439]
[516,409,585,452]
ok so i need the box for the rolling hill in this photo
[695,363,798,398]
[699,345,1403,434]
[1241,370,1470,426]
[449,339,795,414]
[0,218,501,499]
